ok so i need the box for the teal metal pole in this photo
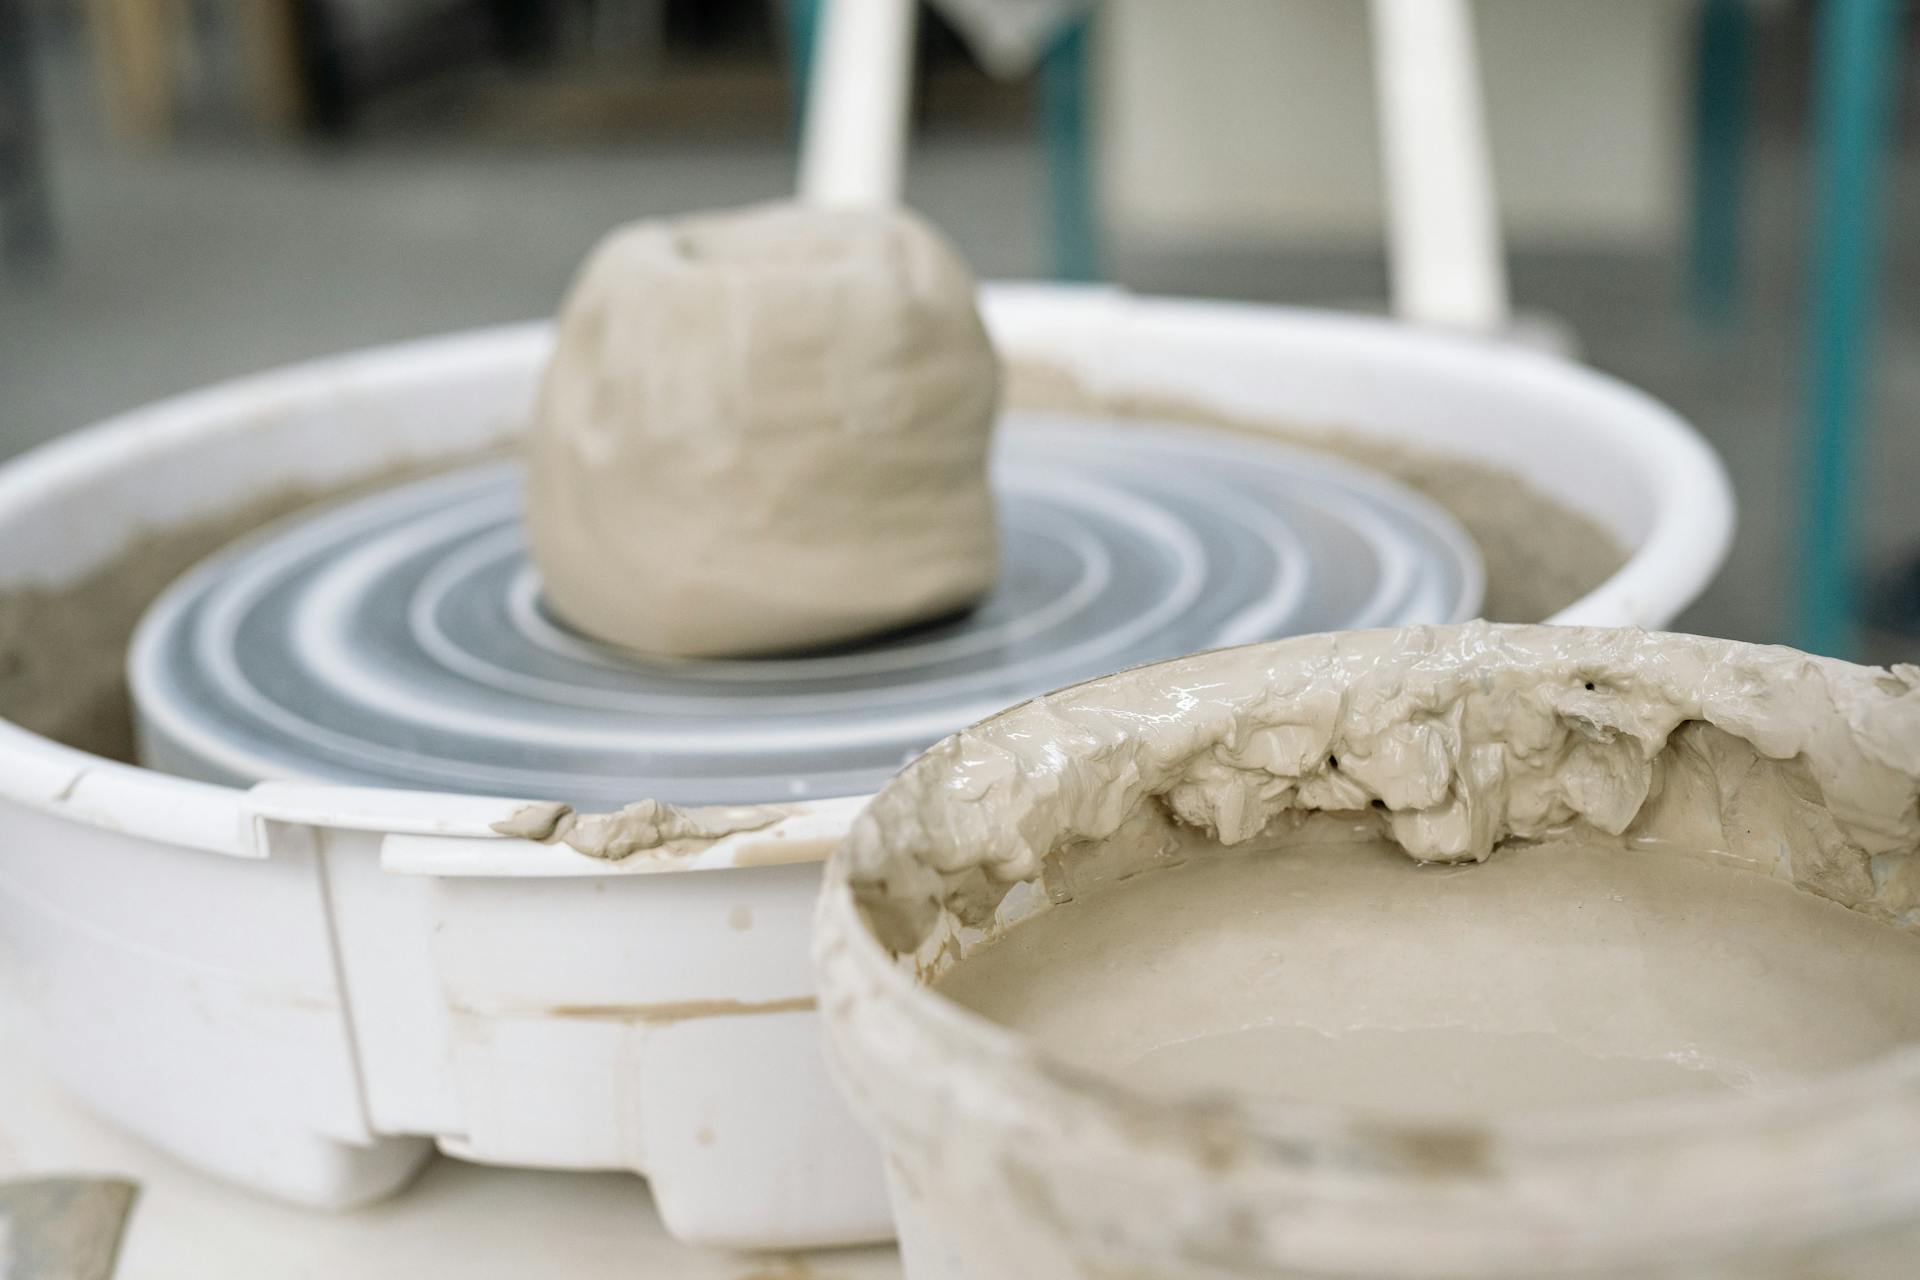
[1686,0,1753,329]
[1039,16,1101,282]
[1796,0,1899,656]
[787,0,823,144]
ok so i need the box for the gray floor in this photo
[6,47,1920,660]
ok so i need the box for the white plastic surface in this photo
[797,0,918,207]
[0,1034,903,1279]
[0,287,1732,1246]
[1369,0,1509,332]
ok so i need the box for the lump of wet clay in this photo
[526,201,1001,657]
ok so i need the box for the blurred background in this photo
[1,0,1917,657]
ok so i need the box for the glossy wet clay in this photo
[935,836,1920,1120]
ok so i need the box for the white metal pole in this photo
[1368,0,1510,333]
[796,0,918,207]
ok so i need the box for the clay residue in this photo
[538,995,815,1023]
[493,797,792,861]
[1005,360,1625,624]
[844,623,1920,954]
[489,799,573,841]
[0,453,493,763]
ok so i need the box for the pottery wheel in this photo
[130,412,1484,807]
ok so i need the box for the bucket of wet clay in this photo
[814,623,1920,1278]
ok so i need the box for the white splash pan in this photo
[0,285,1733,1249]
